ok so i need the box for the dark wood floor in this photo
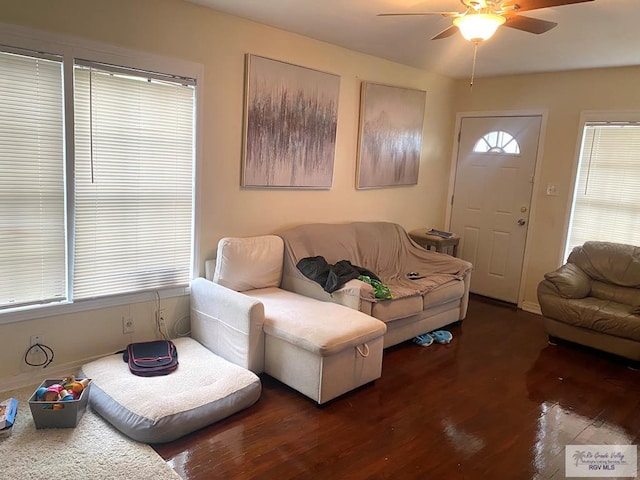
[154,296,640,479]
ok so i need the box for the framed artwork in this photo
[242,54,340,188]
[356,82,426,189]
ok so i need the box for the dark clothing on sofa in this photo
[297,256,380,293]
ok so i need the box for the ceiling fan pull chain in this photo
[470,41,479,91]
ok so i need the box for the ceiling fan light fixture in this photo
[454,13,506,42]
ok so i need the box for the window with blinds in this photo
[0,45,196,314]
[73,63,195,300]
[0,51,66,309]
[566,122,640,256]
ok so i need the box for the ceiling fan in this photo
[379,0,594,42]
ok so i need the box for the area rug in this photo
[0,385,181,480]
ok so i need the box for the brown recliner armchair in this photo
[537,241,640,368]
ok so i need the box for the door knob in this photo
[517,219,526,226]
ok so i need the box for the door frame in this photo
[444,110,548,310]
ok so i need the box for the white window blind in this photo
[73,63,195,300]
[566,122,640,256]
[0,51,65,310]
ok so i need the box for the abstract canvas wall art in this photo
[242,55,340,188]
[356,82,426,189]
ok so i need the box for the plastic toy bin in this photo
[28,379,92,429]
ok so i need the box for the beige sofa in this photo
[191,235,387,405]
[537,241,640,367]
[278,221,473,347]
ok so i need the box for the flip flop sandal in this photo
[412,333,434,347]
[431,330,453,344]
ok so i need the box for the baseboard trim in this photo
[0,353,109,392]
[521,301,542,315]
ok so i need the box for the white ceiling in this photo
[186,0,640,79]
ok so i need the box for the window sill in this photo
[0,286,190,325]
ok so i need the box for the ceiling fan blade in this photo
[503,0,593,13]
[378,12,461,17]
[431,25,459,40]
[503,14,557,34]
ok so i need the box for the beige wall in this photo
[0,0,457,385]
[452,66,640,308]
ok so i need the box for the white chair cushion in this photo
[245,287,387,356]
[214,235,284,292]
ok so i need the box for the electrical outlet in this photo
[122,316,135,334]
[30,335,43,355]
[157,309,166,328]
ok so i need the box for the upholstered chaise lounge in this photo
[192,235,387,405]
[190,222,472,404]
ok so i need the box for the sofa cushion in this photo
[371,294,423,322]
[544,263,591,299]
[541,296,640,342]
[244,287,386,356]
[568,241,640,288]
[422,279,465,310]
[590,280,640,306]
[214,235,284,292]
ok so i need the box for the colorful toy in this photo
[36,376,91,409]
[68,382,84,394]
[59,375,90,400]
[35,386,47,401]
[43,385,62,401]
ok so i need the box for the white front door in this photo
[450,115,541,303]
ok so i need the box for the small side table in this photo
[408,228,460,257]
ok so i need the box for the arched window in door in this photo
[473,130,520,154]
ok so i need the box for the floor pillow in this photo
[80,337,261,443]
